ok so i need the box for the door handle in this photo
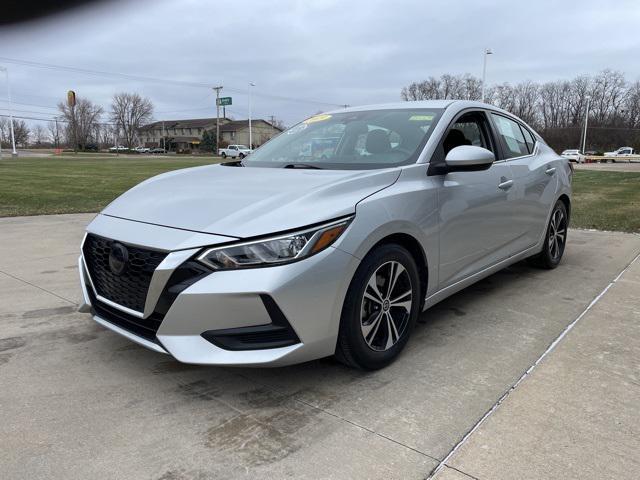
[545,167,556,175]
[498,179,514,190]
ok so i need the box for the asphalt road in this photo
[1,214,639,479]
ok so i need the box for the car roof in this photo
[325,100,513,115]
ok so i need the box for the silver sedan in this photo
[78,100,572,369]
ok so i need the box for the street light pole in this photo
[0,66,18,156]
[481,48,493,103]
[581,97,590,155]
[248,82,255,149]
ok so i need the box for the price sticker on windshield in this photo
[304,114,332,124]
[409,115,434,121]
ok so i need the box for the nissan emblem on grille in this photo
[108,243,129,276]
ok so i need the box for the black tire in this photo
[528,200,568,269]
[335,244,420,370]
[221,152,226,158]
[239,153,245,159]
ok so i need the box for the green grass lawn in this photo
[571,170,640,233]
[0,155,216,217]
[1,157,639,233]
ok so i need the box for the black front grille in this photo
[87,288,163,343]
[83,234,168,312]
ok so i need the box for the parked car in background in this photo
[150,148,166,154]
[561,149,584,163]
[219,144,253,159]
[79,100,572,370]
[604,146,635,162]
[133,146,151,153]
[109,145,129,152]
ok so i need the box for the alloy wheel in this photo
[360,261,413,351]
[548,207,567,261]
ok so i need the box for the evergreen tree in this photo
[200,129,217,153]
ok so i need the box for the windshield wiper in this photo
[283,163,323,170]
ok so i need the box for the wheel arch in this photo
[369,233,429,310]
[558,193,571,220]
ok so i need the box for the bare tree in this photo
[624,80,640,128]
[16,120,30,147]
[0,118,9,148]
[58,97,104,150]
[110,92,154,148]
[589,69,627,125]
[0,118,28,148]
[401,74,483,101]
[32,124,46,146]
[47,120,62,148]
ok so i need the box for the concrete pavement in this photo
[1,214,639,479]
[433,247,640,480]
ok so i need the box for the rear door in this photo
[490,113,558,252]
[434,110,519,289]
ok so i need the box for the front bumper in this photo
[78,218,359,367]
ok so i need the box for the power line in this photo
[0,56,344,107]
[0,100,59,110]
[0,113,117,126]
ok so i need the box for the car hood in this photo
[102,164,400,238]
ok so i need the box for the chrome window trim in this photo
[503,141,539,162]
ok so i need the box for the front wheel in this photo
[529,200,568,269]
[239,153,245,159]
[336,244,420,370]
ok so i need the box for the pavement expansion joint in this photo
[0,268,77,305]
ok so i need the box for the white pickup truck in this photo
[218,144,253,159]
[604,147,634,160]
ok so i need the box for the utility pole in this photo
[213,85,223,153]
[581,97,591,155]
[248,82,255,149]
[162,120,166,152]
[481,48,493,103]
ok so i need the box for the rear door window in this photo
[491,114,529,158]
[520,126,536,154]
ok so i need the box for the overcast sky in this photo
[1,0,639,126]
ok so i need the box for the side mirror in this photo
[444,145,495,172]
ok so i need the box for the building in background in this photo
[138,117,283,152]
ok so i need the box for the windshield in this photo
[243,108,444,170]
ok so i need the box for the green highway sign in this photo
[217,97,232,106]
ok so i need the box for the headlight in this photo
[196,218,352,270]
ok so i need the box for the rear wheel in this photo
[336,244,420,370]
[529,200,568,269]
[221,152,226,159]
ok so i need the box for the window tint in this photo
[443,112,492,156]
[520,125,536,153]
[491,114,529,158]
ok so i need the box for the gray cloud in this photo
[0,0,639,126]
